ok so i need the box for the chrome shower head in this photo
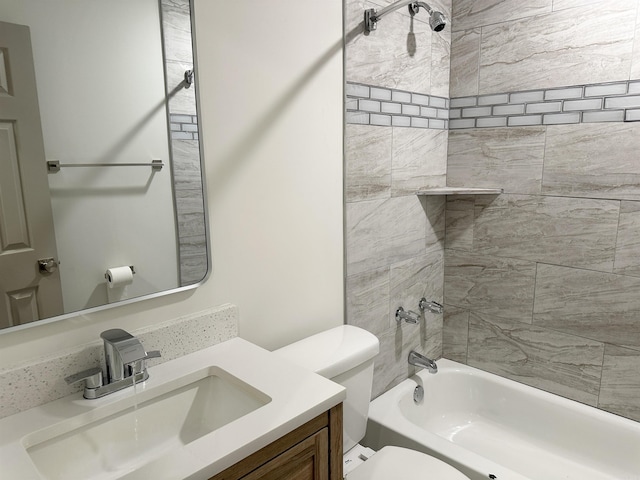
[429,10,447,32]
[364,0,447,34]
[408,1,447,32]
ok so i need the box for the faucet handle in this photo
[65,367,103,388]
[144,350,161,360]
[419,297,444,314]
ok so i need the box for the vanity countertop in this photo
[0,337,345,479]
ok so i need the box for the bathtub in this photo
[363,359,640,480]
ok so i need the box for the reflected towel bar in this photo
[47,160,164,173]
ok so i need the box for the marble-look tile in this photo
[478,1,636,93]
[166,60,197,115]
[445,195,474,251]
[346,125,392,202]
[346,0,433,91]
[598,345,640,422]
[442,305,469,363]
[171,140,203,188]
[390,252,444,331]
[430,0,452,97]
[473,194,619,272]
[346,196,427,275]
[347,266,391,336]
[179,235,208,285]
[444,250,536,319]
[372,320,439,398]
[614,201,640,277]
[534,264,640,348]
[175,194,206,237]
[447,127,546,194]
[552,0,607,10]
[543,123,640,200]
[391,128,447,196]
[179,233,207,258]
[161,0,193,64]
[467,312,604,406]
[632,3,640,79]
[425,196,446,252]
[452,0,552,32]
[449,28,480,97]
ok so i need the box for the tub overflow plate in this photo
[413,385,424,404]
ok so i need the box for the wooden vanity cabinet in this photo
[209,404,343,480]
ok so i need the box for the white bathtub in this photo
[363,359,640,480]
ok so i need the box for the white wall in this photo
[0,0,178,312]
[0,0,344,365]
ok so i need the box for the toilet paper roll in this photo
[105,266,134,289]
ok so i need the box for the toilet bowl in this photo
[274,325,470,479]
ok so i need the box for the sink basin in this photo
[24,367,270,480]
[0,337,345,480]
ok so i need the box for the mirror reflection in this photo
[0,0,207,330]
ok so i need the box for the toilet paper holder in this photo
[104,266,135,281]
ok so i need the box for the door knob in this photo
[38,257,59,273]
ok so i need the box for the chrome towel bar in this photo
[47,159,164,173]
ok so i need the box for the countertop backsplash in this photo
[0,304,238,419]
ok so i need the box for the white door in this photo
[0,21,63,327]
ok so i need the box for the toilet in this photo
[274,325,470,479]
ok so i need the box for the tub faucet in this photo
[65,328,161,399]
[419,297,443,314]
[408,350,438,373]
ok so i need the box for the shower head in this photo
[364,0,447,33]
[408,1,447,32]
[429,10,447,32]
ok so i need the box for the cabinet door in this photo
[242,428,329,480]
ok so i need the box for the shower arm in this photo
[364,0,434,33]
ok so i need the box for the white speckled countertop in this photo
[0,337,345,480]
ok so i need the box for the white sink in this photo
[24,367,270,480]
[0,337,345,480]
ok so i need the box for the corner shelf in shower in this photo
[415,187,504,195]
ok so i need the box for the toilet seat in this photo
[345,446,470,480]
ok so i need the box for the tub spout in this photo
[408,350,437,373]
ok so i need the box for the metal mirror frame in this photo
[0,0,209,334]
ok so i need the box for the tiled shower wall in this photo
[443,0,640,421]
[344,0,451,398]
[161,0,207,285]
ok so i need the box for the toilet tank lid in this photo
[273,325,380,379]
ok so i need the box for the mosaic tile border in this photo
[450,80,640,129]
[346,82,449,130]
[170,113,199,140]
[347,80,640,129]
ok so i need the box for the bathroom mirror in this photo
[0,0,207,332]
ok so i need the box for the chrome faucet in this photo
[408,350,438,373]
[65,328,161,399]
[396,306,420,324]
[419,297,444,314]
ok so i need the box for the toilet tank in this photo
[273,325,379,453]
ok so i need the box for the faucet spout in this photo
[408,350,438,373]
[66,328,160,399]
[101,329,148,382]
